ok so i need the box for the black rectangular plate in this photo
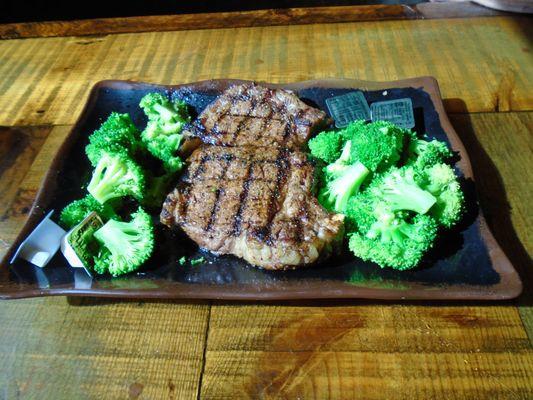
[0,78,522,300]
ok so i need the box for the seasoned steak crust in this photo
[162,83,342,269]
[183,83,329,149]
[161,145,344,269]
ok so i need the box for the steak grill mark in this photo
[250,148,289,245]
[204,154,234,232]
[180,154,210,225]
[231,161,254,237]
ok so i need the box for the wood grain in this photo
[200,303,532,399]
[449,113,532,271]
[0,126,51,218]
[0,16,531,129]
[0,3,508,40]
[0,125,71,259]
[0,297,210,399]
[0,5,418,40]
[448,112,533,346]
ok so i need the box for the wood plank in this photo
[448,112,533,345]
[448,113,532,274]
[0,16,531,129]
[0,297,210,399]
[0,125,71,259]
[0,5,419,40]
[200,304,532,399]
[0,126,51,217]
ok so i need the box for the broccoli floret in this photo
[348,205,438,270]
[93,208,155,276]
[323,139,352,176]
[369,166,437,215]
[142,172,176,209]
[87,149,145,204]
[315,121,406,213]
[93,248,111,275]
[85,113,141,162]
[418,163,465,228]
[308,131,344,163]
[406,134,453,170]
[319,162,370,213]
[344,189,380,233]
[345,120,406,172]
[318,140,370,212]
[59,194,117,229]
[140,92,190,173]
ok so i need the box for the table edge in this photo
[0,2,509,40]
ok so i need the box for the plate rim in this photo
[0,77,523,301]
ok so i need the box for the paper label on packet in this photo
[370,98,415,129]
[325,91,371,128]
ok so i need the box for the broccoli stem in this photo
[88,160,126,204]
[153,103,175,122]
[328,161,369,212]
[382,182,436,215]
[338,140,351,163]
[96,220,140,249]
[325,140,352,177]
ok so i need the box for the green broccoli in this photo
[142,172,177,209]
[318,163,370,213]
[323,138,352,176]
[406,134,453,170]
[369,166,437,215]
[418,163,465,228]
[348,204,438,270]
[85,112,141,160]
[317,140,369,212]
[314,120,406,213]
[344,189,381,233]
[345,120,405,172]
[93,208,155,276]
[190,257,206,266]
[140,92,190,172]
[308,130,344,163]
[87,148,145,204]
[93,248,111,275]
[59,194,117,229]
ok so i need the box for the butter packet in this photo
[60,212,104,276]
[10,210,66,268]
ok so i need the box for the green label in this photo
[67,212,103,272]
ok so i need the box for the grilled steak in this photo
[183,83,329,149]
[161,145,343,269]
[162,83,343,269]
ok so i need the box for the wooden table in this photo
[0,3,531,399]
